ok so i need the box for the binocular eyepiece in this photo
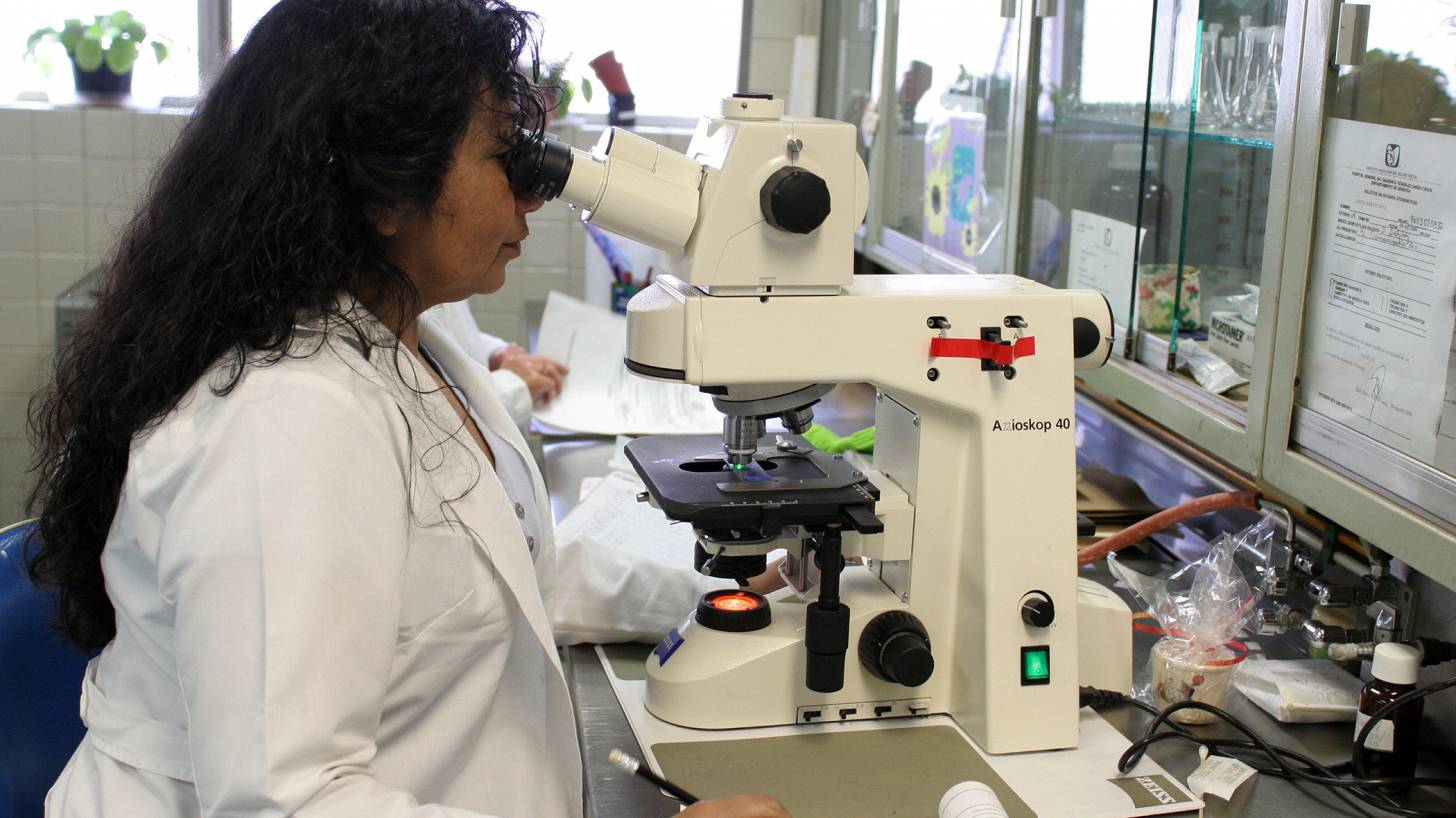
[505,136,574,201]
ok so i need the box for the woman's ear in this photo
[366,202,404,237]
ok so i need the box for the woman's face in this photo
[377,101,544,309]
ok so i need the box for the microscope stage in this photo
[624,434,880,535]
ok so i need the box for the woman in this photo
[27,1,787,815]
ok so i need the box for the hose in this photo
[1076,490,1261,566]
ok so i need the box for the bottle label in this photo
[1354,711,1396,752]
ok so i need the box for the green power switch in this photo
[1021,645,1050,686]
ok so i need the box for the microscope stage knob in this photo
[1020,593,1055,628]
[859,611,934,687]
[760,166,831,234]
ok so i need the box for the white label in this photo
[1067,210,1144,329]
[1354,711,1397,752]
[1303,119,1456,463]
[1187,754,1257,802]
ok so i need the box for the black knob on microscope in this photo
[859,611,934,687]
[760,166,831,234]
[1020,592,1056,628]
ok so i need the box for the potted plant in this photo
[26,12,169,97]
[540,56,592,124]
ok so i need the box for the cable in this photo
[1083,684,1456,817]
[1075,490,1261,566]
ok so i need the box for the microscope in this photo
[508,94,1115,754]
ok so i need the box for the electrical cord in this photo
[1082,683,1456,817]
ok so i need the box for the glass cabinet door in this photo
[1269,0,1456,563]
[1025,0,1291,407]
[869,0,1023,274]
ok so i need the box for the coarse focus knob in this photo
[760,166,831,234]
[1020,592,1055,628]
[859,611,934,687]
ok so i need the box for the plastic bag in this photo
[1175,339,1248,395]
[1110,514,1275,721]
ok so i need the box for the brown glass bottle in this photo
[1355,642,1424,789]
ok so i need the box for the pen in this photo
[608,748,699,804]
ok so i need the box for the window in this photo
[1,2,199,103]
[523,1,741,119]
[3,1,742,117]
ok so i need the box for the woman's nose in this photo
[516,192,546,215]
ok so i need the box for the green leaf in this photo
[105,37,138,74]
[26,27,57,58]
[580,77,593,103]
[151,40,168,63]
[109,10,134,29]
[59,19,85,53]
[122,21,146,41]
[74,37,103,72]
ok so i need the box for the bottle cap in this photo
[1371,642,1421,685]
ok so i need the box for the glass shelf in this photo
[1053,113,1275,149]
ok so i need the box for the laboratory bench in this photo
[539,385,1452,817]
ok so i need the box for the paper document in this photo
[1302,119,1456,463]
[532,291,723,435]
[1068,210,1143,328]
[554,470,699,568]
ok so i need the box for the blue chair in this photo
[0,520,95,818]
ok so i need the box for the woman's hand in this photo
[489,343,570,403]
[680,795,790,817]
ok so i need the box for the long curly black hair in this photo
[27,0,548,651]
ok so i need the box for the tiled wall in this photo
[0,0,821,524]
[0,104,190,522]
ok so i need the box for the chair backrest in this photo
[0,521,95,818]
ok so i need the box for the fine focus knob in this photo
[760,166,831,234]
[1020,592,1055,628]
[859,611,934,687]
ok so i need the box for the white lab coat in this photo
[46,301,583,817]
[426,301,532,432]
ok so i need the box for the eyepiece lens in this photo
[505,136,572,201]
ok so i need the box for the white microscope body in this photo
[510,94,1113,754]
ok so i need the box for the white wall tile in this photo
[520,268,569,302]
[471,311,525,345]
[133,111,186,159]
[0,394,30,442]
[520,221,568,267]
[36,300,56,348]
[84,157,136,208]
[0,157,34,204]
[752,0,809,37]
[84,208,131,258]
[0,109,34,156]
[0,206,36,253]
[0,303,39,346]
[0,253,37,300]
[84,108,134,158]
[0,349,42,393]
[34,157,85,205]
[748,39,795,94]
[32,110,84,157]
[36,206,87,254]
[37,254,91,300]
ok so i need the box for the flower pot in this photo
[72,60,132,96]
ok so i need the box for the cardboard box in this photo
[1207,310,1256,378]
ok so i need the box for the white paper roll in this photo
[939,781,1009,818]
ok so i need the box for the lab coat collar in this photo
[295,295,565,675]
[413,312,564,674]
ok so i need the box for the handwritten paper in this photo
[532,291,724,435]
[1301,119,1456,463]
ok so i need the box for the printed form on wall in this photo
[1302,119,1456,465]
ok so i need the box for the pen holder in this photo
[611,281,641,315]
